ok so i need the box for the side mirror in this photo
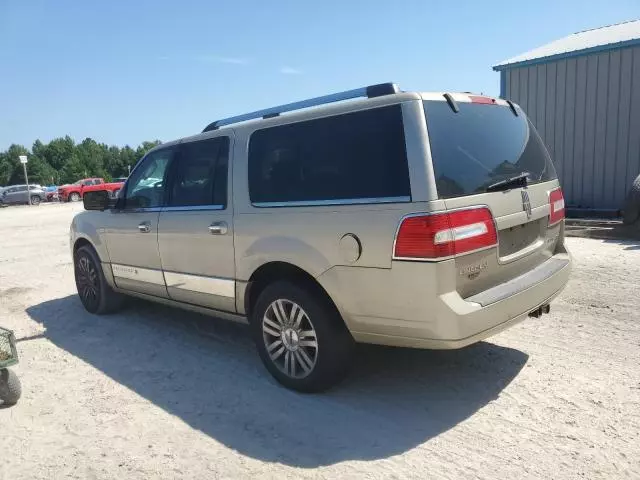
[83,190,111,211]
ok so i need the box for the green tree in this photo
[4,144,30,184]
[76,137,108,180]
[0,153,14,185]
[104,146,125,178]
[41,136,75,171]
[135,140,161,160]
[60,155,86,184]
[0,137,163,186]
[119,146,138,177]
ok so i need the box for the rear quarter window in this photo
[424,101,557,198]
[248,105,411,205]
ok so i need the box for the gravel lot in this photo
[1,203,639,479]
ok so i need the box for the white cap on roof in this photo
[493,19,640,70]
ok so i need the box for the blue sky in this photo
[1,0,638,150]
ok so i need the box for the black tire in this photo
[74,245,124,314]
[69,192,81,202]
[623,174,640,225]
[30,195,41,206]
[0,368,21,406]
[250,281,354,393]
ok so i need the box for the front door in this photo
[102,146,175,297]
[158,135,236,312]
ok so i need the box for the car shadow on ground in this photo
[566,220,640,249]
[604,238,640,250]
[26,295,528,468]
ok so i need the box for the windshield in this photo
[424,101,557,198]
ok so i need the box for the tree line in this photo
[0,137,162,186]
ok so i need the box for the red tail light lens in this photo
[394,207,497,260]
[549,189,565,226]
[469,95,498,105]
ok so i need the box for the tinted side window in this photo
[168,137,229,208]
[248,105,410,204]
[124,148,174,209]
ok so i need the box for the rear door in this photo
[423,96,563,298]
[157,134,236,312]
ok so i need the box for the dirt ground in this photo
[0,203,639,480]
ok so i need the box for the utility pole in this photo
[19,155,30,205]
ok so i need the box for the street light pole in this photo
[19,155,30,205]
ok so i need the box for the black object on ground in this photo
[0,368,21,406]
[623,173,640,225]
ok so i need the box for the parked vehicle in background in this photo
[0,184,46,205]
[71,83,571,392]
[58,178,124,202]
[44,186,59,202]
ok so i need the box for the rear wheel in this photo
[69,192,81,202]
[30,195,41,206]
[250,281,354,392]
[74,245,124,314]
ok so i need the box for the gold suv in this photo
[71,83,571,392]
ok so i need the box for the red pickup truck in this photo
[58,178,124,202]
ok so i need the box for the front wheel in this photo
[74,245,124,314]
[30,195,41,206]
[69,192,81,202]
[0,368,21,406]
[250,281,354,392]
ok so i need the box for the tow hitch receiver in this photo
[529,304,551,318]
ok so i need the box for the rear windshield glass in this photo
[424,101,557,198]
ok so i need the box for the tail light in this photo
[394,207,497,260]
[548,189,565,226]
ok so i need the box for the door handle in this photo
[208,221,228,235]
[138,222,151,233]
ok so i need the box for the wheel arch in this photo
[73,237,94,255]
[243,262,344,325]
[72,235,117,290]
[72,234,109,264]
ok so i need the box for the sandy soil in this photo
[0,203,639,479]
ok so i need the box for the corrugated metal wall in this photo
[504,45,640,210]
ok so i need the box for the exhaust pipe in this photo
[529,304,551,318]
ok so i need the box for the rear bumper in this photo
[318,249,571,349]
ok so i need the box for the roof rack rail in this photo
[202,82,400,132]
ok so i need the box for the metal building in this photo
[493,20,640,213]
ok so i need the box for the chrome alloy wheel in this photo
[262,299,318,379]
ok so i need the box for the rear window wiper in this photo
[485,172,530,192]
